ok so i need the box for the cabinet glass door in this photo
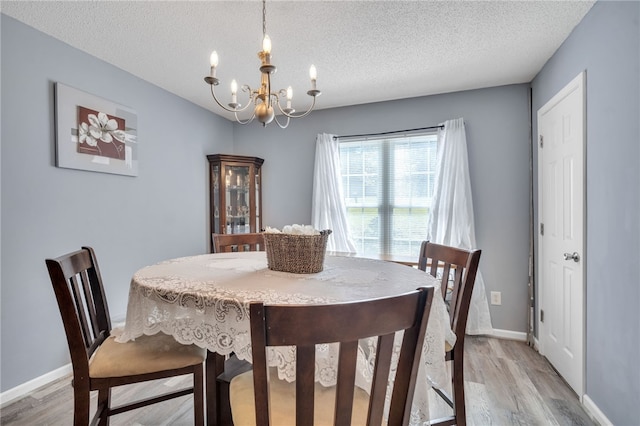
[254,172,260,232]
[224,165,250,234]
[212,164,220,233]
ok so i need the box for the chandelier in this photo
[204,0,321,128]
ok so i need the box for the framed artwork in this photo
[55,83,138,176]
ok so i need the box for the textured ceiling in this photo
[1,0,595,121]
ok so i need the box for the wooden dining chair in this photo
[45,246,205,426]
[229,287,435,426]
[417,241,481,426]
[210,232,264,424]
[212,232,265,253]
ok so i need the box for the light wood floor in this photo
[1,336,595,425]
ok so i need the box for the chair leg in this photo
[194,364,205,426]
[452,353,466,426]
[97,387,111,426]
[206,350,226,426]
[72,381,91,426]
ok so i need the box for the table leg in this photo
[206,350,226,426]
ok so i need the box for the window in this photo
[339,134,438,257]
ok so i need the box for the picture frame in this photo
[54,82,138,176]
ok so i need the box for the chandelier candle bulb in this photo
[286,86,293,108]
[208,51,219,82]
[262,35,272,54]
[309,65,317,90]
[231,79,238,104]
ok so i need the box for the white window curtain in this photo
[427,118,493,335]
[312,133,357,253]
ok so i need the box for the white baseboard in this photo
[0,363,72,408]
[486,328,528,341]
[531,336,540,351]
[1,316,126,408]
[583,394,613,426]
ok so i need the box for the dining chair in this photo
[211,232,265,253]
[417,241,481,426]
[229,286,435,426]
[45,246,205,426]
[210,232,264,424]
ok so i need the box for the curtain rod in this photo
[332,125,444,140]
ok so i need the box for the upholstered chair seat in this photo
[89,334,205,378]
[230,369,372,425]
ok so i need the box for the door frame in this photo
[536,71,586,399]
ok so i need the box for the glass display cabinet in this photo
[207,154,264,238]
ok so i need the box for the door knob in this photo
[563,252,580,262]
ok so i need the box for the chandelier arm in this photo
[209,84,237,113]
[209,84,254,113]
[269,92,280,105]
[272,113,290,129]
[234,110,256,125]
[275,95,318,119]
[236,85,259,113]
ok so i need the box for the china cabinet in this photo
[207,154,264,240]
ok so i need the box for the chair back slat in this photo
[69,273,93,348]
[367,333,394,425]
[248,287,434,426]
[78,269,102,339]
[295,345,316,426]
[85,250,112,332]
[212,233,265,253]
[449,267,464,316]
[440,264,452,298]
[334,340,357,426]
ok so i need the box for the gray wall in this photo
[531,1,639,423]
[233,85,532,335]
[0,15,233,391]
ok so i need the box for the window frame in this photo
[339,132,439,257]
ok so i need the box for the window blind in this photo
[339,133,438,257]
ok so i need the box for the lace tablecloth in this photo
[117,252,456,424]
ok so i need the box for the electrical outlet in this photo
[490,291,502,305]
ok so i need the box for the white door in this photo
[537,71,585,398]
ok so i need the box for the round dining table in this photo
[117,251,456,425]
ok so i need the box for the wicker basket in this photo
[263,229,332,274]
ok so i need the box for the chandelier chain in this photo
[262,0,267,37]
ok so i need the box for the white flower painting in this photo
[55,82,138,176]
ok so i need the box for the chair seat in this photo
[230,370,372,426]
[90,334,206,378]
